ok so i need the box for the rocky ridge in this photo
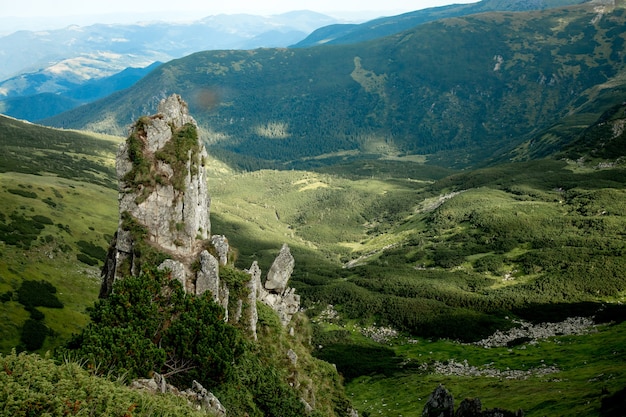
[100,93,301,339]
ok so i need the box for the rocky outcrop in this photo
[256,244,301,327]
[132,372,226,416]
[472,317,596,348]
[100,93,301,332]
[421,385,524,417]
[423,384,454,417]
[101,94,211,296]
[264,243,294,293]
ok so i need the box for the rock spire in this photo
[100,94,300,335]
[101,94,211,296]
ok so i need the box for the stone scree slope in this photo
[100,94,300,338]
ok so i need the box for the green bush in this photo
[31,215,53,225]
[473,254,504,274]
[17,280,63,309]
[20,319,48,351]
[8,188,37,199]
[76,253,99,266]
[0,351,207,417]
[76,240,107,261]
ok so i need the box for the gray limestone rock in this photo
[287,349,298,365]
[158,259,188,293]
[101,94,211,297]
[219,281,230,322]
[211,235,229,265]
[245,261,261,340]
[264,243,294,294]
[255,245,301,326]
[185,380,226,416]
[196,250,220,300]
[274,288,301,327]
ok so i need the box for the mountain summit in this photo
[101,94,212,296]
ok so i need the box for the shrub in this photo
[474,254,504,274]
[8,188,37,199]
[77,253,99,266]
[17,280,63,309]
[20,319,48,351]
[76,240,107,261]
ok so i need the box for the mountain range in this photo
[293,0,589,47]
[42,0,626,170]
[0,11,338,120]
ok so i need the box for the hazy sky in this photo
[1,0,478,32]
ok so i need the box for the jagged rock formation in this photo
[421,385,524,417]
[255,243,301,327]
[101,94,211,296]
[100,93,300,336]
[132,372,226,416]
[422,384,454,417]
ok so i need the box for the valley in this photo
[1,1,626,415]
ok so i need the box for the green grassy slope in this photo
[43,3,626,170]
[0,116,120,353]
[204,104,626,415]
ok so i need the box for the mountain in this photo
[0,102,353,416]
[43,2,626,170]
[0,11,338,99]
[292,0,589,47]
[0,62,161,121]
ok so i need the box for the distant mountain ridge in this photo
[0,11,337,121]
[42,2,626,170]
[0,62,161,121]
[0,10,336,83]
[292,0,590,47]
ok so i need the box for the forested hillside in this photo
[43,2,626,170]
[293,0,587,47]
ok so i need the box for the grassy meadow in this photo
[0,117,120,353]
[206,155,626,416]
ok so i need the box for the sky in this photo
[0,0,478,32]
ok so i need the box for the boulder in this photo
[158,259,188,293]
[264,243,294,294]
[423,384,454,417]
[210,235,229,265]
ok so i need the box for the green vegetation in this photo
[124,119,201,202]
[0,115,119,188]
[2,4,626,413]
[0,350,209,417]
[0,173,117,352]
[59,265,350,416]
[44,4,626,171]
[62,268,239,385]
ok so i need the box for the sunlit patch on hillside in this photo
[358,133,399,155]
[201,126,231,145]
[350,56,387,97]
[255,121,290,139]
[293,176,330,192]
[381,154,428,164]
